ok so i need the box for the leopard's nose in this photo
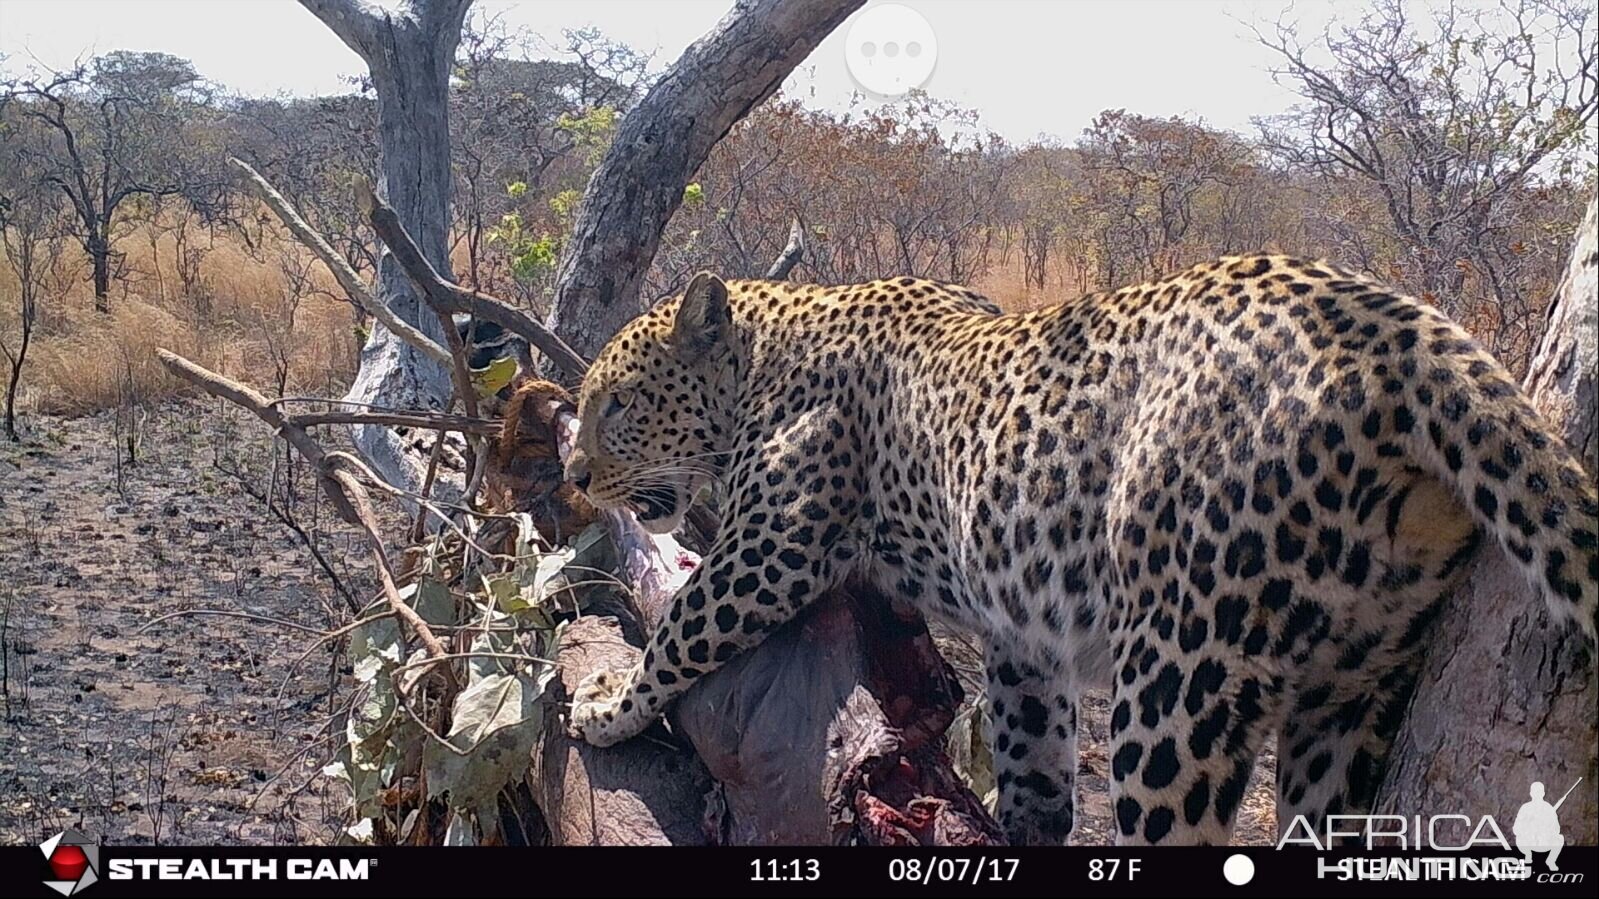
[565,449,593,492]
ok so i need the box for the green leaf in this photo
[481,571,526,613]
[351,614,403,669]
[399,579,455,627]
[422,640,555,815]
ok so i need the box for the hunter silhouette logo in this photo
[1513,778,1579,872]
[40,830,100,895]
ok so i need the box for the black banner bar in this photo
[4,846,1596,899]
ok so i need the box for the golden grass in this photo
[0,222,1070,420]
[2,223,1542,419]
[1,222,358,417]
[971,257,1099,313]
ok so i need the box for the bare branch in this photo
[231,157,452,366]
[352,176,590,379]
[764,216,807,280]
[287,410,499,435]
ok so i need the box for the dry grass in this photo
[970,258,1086,313]
[5,221,1053,420]
[3,226,1539,419]
[1,222,358,418]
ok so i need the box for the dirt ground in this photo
[1,401,1276,848]
[0,402,369,846]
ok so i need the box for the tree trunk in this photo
[544,0,865,364]
[4,340,25,440]
[1374,199,1598,843]
[299,0,472,506]
[90,235,110,313]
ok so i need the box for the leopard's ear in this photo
[671,271,730,359]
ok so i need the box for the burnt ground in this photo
[0,402,370,846]
[0,401,1275,848]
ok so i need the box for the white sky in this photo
[0,0,1373,144]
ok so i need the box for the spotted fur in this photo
[564,259,1598,845]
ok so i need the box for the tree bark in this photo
[544,0,864,363]
[299,0,471,506]
[3,327,28,440]
[1374,199,1598,843]
[3,344,25,440]
[533,616,718,846]
[89,233,110,312]
[765,217,807,280]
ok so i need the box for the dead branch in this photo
[351,179,589,380]
[230,157,451,366]
[286,409,498,435]
[334,179,485,502]
[155,348,456,689]
[765,216,807,280]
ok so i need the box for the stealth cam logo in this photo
[40,830,100,895]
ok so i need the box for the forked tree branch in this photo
[155,348,457,688]
[352,178,590,380]
[547,0,867,361]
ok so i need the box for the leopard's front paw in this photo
[568,667,648,747]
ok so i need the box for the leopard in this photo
[561,256,1598,845]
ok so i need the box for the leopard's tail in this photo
[1394,310,1597,642]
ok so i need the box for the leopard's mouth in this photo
[588,472,700,535]
[614,483,684,531]
[628,484,682,529]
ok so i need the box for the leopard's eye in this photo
[603,390,634,417]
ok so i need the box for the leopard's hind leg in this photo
[986,644,1079,845]
[1276,474,1479,839]
[1104,620,1287,845]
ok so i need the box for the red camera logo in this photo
[40,830,100,895]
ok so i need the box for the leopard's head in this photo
[566,272,735,534]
